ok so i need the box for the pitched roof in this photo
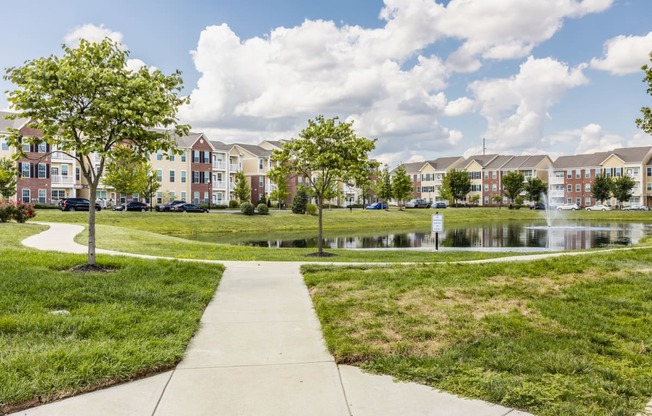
[553,152,610,169]
[427,156,464,170]
[233,143,273,157]
[0,110,29,132]
[395,161,427,174]
[609,146,652,163]
[484,155,514,169]
[463,154,498,168]
[210,140,232,152]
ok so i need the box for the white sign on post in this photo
[431,214,443,233]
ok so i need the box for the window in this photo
[648,183,652,191]
[484,184,489,192]
[193,151,200,163]
[169,170,175,183]
[575,170,580,179]
[181,170,187,183]
[492,184,497,191]
[1,139,7,150]
[585,184,591,192]
[567,171,572,179]
[156,151,163,161]
[484,196,489,204]
[61,165,69,176]
[416,187,421,193]
[156,191,163,204]
[492,171,497,179]
[51,166,59,176]
[648,167,652,177]
[484,171,489,179]
[575,184,580,192]
[193,192,200,204]
[38,164,47,178]
[38,142,47,153]
[181,152,186,162]
[156,169,163,182]
[181,191,187,201]
[585,197,591,206]
[576,198,581,206]
[259,158,264,170]
[193,171,200,183]
[22,189,30,203]
[615,167,622,177]
[76,168,81,181]
[298,176,303,184]
[22,141,30,153]
[52,189,66,200]
[38,189,46,203]
[567,184,572,192]
[21,163,30,178]
[585,170,590,178]
[259,177,264,187]
[169,154,175,162]
[204,151,210,163]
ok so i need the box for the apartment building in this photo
[418,156,466,203]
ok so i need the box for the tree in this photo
[320,179,340,209]
[0,158,18,201]
[592,175,613,204]
[392,165,413,210]
[375,165,393,209]
[103,145,150,206]
[234,170,251,203]
[524,176,547,203]
[4,38,188,265]
[291,187,308,214]
[141,169,161,211]
[635,52,652,134]
[492,194,503,208]
[502,171,526,204]
[268,165,290,209]
[612,175,636,208]
[270,115,376,255]
[441,170,471,206]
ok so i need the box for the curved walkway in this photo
[13,222,549,415]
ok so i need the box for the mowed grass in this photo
[0,223,223,412]
[304,250,652,416]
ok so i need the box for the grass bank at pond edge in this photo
[304,251,652,416]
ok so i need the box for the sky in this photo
[1,0,652,167]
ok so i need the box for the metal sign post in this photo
[431,212,443,251]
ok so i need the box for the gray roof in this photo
[554,151,612,169]
[210,140,232,152]
[0,110,28,133]
[234,143,273,157]
[264,140,289,149]
[427,156,464,171]
[609,146,652,163]
[484,155,514,169]
[464,154,498,168]
[395,161,427,174]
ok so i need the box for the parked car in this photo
[170,203,208,213]
[530,202,545,210]
[585,204,611,211]
[623,204,650,211]
[557,203,579,211]
[155,200,186,212]
[113,201,149,212]
[365,202,387,210]
[58,198,102,212]
[433,202,447,209]
[405,199,431,208]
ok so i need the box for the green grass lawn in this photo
[303,250,652,416]
[0,223,223,413]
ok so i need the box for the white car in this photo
[585,204,611,211]
[557,203,580,211]
[624,204,650,211]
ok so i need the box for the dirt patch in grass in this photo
[67,264,118,273]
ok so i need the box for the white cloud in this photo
[64,24,124,48]
[444,97,474,117]
[574,123,623,154]
[590,31,652,75]
[470,57,588,151]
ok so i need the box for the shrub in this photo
[306,203,318,216]
[0,201,36,223]
[14,202,36,223]
[229,199,240,209]
[0,202,16,222]
[256,203,269,215]
[240,202,255,215]
[292,188,308,214]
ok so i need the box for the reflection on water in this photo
[188,221,650,250]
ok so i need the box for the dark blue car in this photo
[366,202,387,210]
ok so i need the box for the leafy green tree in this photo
[524,176,547,203]
[270,115,376,255]
[320,178,340,209]
[592,175,613,204]
[0,158,18,201]
[141,169,161,211]
[636,52,652,134]
[612,175,636,208]
[234,170,251,202]
[375,165,393,209]
[502,171,526,204]
[492,194,503,208]
[392,165,413,210]
[103,145,150,206]
[267,164,290,209]
[291,187,308,214]
[3,38,188,265]
[469,194,481,206]
[441,170,471,206]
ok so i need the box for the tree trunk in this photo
[88,191,97,266]
[317,197,323,254]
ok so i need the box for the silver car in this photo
[557,203,579,211]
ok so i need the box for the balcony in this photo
[229,163,241,172]
[51,175,74,185]
[213,162,226,170]
[51,152,74,161]
[213,181,227,190]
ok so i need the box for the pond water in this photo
[177,221,652,251]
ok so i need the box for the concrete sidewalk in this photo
[11,223,531,416]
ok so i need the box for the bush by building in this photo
[240,202,255,215]
[256,203,269,215]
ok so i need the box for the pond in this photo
[176,221,652,251]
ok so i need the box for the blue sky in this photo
[2,0,651,166]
